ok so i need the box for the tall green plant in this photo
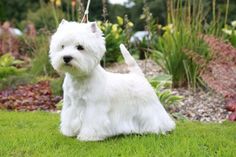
[152,0,212,89]
[30,35,55,76]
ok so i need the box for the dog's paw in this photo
[77,133,105,141]
[60,127,76,137]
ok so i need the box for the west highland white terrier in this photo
[49,19,175,141]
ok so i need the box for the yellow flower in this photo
[117,16,123,26]
[127,22,134,27]
[162,24,174,33]
[112,24,118,33]
[55,0,61,7]
[97,21,102,28]
[114,33,119,39]
[104,22,111,28]
[222,28,232,35]
[97,21,105,31]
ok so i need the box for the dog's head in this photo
[49,19,106,76]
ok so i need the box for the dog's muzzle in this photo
[63,56,73,64]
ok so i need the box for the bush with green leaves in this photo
[0,53,30,89]
[150,0,214,89]
[30,35,56,77]
[98,16,134,64]
[22,3,65,32]
[152,25,210,89]
[0,53,25,78]
[149,74,183,108]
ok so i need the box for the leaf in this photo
[0,53,14,67]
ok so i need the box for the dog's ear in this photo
[90,22,103,36]
[90,22,97,33]
[57,19,68,31]
[59,19,68,26]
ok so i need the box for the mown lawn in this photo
[0,111,235,157]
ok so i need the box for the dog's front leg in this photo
[60,95,80,137]
[77,104,110,141]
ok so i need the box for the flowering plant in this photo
[222,20,236,47]
[97,16,134,64]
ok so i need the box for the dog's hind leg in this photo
[137,104,175,135]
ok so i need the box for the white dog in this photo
[49,20,175,141]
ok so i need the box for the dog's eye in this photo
[76,45,84,50]
[61,45,64,49]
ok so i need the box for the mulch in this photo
[0,81,61,111]
[201,35,236,120]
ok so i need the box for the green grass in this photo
[0,111,236,157]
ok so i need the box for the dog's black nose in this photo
[63,56,73,63]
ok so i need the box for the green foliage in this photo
[30,35,56,76]
[0,0,40,24]
[56,100,63,110]
[0,53,25,78]
[50,77,63,96]
[149,74,183,108]
[0,74,33,90]
[98,16,134,63]
[1,111,236,157]
[132,3,159,60]
[152,27,210,89]
[0,53,29,90]
[222,21,236,47]
[24,3,65,31]
[151,0,212,89]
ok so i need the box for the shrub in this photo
[23,3,65,32]
[30,35,56,77]
[0,53,29,90]
[0,53,25,78]
[151,0,213,89]
[98,16,134,64]
[149,74,183,108]
[152,25,210,89]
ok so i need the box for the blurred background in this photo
[0,0,236,30]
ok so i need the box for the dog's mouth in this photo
[60,62,74,72]
[64,63,72,67]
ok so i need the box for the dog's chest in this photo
[66,84,88,104]
[63,76,98,106]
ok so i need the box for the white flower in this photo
[222,28,232,35]
[162,24,174,33]
[231,21,236,28]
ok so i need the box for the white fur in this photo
[49,20,175,141]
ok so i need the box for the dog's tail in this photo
[120,44,144,76]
